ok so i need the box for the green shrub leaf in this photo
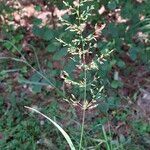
[47,42,61,52]
[53,48,68,60]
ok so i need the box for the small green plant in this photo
[56,0,114,149]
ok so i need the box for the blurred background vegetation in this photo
[0,0,150,149]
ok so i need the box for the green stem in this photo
[0,56,65,98]
[79,65,87,150]
[23,61,66,98]
[77,0,82,62]
[77,1,87,149]
[102,126,111,150]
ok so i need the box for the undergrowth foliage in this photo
[0,0,150,149]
